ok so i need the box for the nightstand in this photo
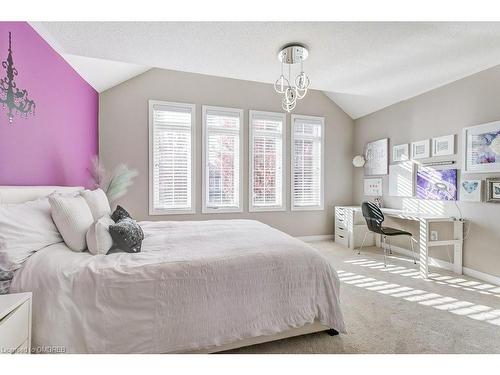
[0,292,32,354]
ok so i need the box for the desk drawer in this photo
[335,225,347,237]
[335,233,348,247]
[335,216,346,227]
[0,300,29,354]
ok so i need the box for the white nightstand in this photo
[0,292,32,354]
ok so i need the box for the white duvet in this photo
[10,220,345,353]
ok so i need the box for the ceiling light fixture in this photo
[274,43,310,112]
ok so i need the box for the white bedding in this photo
[10,219,345,353]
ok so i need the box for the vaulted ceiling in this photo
[31,22,500,119]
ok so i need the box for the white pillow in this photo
[49,194,94,252]
[86,215,114,255]
[80,189,111,221]
[0,198,63,271]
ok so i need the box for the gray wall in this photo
[354,64,500,278]
[99,68,354,237]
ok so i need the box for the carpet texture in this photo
[225,241,500,354]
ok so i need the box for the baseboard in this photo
[296,235,334,242]
[382,243,500,286]
[463,267,500,287]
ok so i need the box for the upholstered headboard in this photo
[0,186,84,204]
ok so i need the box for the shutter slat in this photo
[250,113,284,209]
[292,118,323,209]
[152,104,193,211]
[205,109,241,209]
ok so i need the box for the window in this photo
[149,100,195,215]
[202,106,243,213]
[291,114,324,211]
[249,110,286,211]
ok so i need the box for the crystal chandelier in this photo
[274,44,310,112]
[0,32,36,125]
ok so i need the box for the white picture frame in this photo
[364,178,383,196]
[388,162,415,197]
[392,143,409,162]
[432,134,455,157]
[459,179,482,202]
[411,139,430,160]
[462,120,500,174]
[364,138,388,176]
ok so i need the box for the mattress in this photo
[10,219,345,353]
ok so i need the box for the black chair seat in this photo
[381,226,412,237]
[360,202,417,265]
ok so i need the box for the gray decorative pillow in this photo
[109,218,144,253]
[111,205,131,223]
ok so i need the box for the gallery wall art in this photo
[486,178,500,203]
[364,138,388,176]
[388,162,414,197]
[416,167,457,201]
[392,143,409,162]
[364,178,383,196]
[460,179,482,202]
[411,139,430,159]
[463,120,500,173]
[432,134,455,157]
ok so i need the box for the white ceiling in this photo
[31,22,500,119]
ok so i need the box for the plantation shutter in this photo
[250,111,285,210]
[204,107,242,211]
[291,115,324,210]
[151,102,194,213]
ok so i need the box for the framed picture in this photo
[364,138,388,176]
[392,143,409,162]
[486,178,500,202]
[388,162,414,197]
[460,179,482,202]
[364,178,383,196]
[432,135,455,157]
[416,167,457,201]
[463,120,500,173]
[411,139,430,160]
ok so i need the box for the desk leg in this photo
[419,219,429,278]
[453,220,464,275]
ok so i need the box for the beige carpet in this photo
[225,241,500,354]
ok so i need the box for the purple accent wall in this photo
[0,22,98,188]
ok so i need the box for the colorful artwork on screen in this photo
[416,167,457,201]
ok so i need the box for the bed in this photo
[1,186,346,354]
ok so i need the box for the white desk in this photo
[335,206,464,278]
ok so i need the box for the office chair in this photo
[358,201,417,267]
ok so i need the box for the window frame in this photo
[290,114,325,211]
[202,105,244,213]
[248,110,287,212]
[148,100,196,215]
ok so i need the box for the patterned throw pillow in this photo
[111,205,131,222]
[108,218,144,253]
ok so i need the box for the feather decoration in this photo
[105,163,139,203]
[88,155,107,189]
